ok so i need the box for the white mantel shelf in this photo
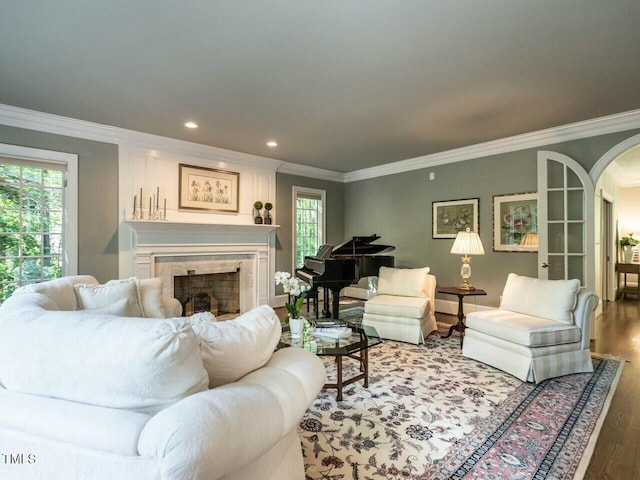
[125,220,279,234]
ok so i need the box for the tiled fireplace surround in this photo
[124,221,277,314]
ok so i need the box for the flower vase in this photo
[289,317,305,338]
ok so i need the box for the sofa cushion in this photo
[189,305,282,388]
[20,275,98,311]
[364,294,429,318]
[75,278,144,317]
[0,312,209,414]
[499,273,580,325]
[466,310,582,347]
[377,266,430,298]
[138,277,166,318]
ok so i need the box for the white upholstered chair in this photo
[362,267,437,344]
[462,273,599,383]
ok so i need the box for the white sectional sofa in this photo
[462,273,598,383]
[0,275,325,480]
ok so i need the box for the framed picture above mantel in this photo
[432,198,479,239]
[493,192,538,252]
[178,164,239,213]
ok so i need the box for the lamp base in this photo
[458,282,475,291]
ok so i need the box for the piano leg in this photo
[322,288,331,318]
[330,287,341,320]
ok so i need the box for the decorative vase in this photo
[264,214,272,225]
[624,246,633,263]
[289,317,305,338]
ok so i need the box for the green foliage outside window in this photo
[0,163,64,303]
[295,196,322,268]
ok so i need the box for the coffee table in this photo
[278,323,382,401]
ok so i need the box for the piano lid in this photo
[332,234,395,256]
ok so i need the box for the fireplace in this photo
[174,269,240,318]
[123,221,277,315]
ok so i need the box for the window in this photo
[0,144,77,302]
[293,186,326,269]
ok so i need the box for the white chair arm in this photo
[574,289,598,349]
[138,348,325,480]
[162,297,183,317]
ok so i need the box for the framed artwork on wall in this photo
[178,164,240,212]
[493,192,538,252]
[432,198,479,238]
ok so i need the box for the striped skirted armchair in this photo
[462,273,598,383]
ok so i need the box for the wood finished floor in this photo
[279,296,640,479]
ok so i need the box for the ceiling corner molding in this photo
[277,161,345,183]
[0,103,284,171]
[345,109,640,183]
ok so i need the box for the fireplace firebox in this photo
[174,269,240,318]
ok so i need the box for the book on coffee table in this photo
[310,327,352,339]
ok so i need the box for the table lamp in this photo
[450,228,485,290]
[520,232,539,247]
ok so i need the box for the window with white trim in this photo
[293,186,326,269]
[0,145,77,303]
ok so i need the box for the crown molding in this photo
[0,103,284,171]
[344,109,640,183]
[277,161,345,182]
[2,103,640,183]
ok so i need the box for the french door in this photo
[537,151,595,290]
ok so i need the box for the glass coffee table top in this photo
[278,322,382,356]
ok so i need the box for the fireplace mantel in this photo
[125,220,279,236]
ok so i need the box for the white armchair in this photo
[462,273,599,383]
[362,267,437,344]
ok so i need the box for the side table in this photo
[437,287,487,347]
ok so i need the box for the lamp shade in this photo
[450,228,485,256]
[520,232,539,247]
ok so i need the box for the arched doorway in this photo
[590,133,640,319]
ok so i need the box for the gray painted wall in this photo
[275,173,345,278]
[344,129,640,306]
[0,125,119,282]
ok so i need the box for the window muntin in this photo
[293,187,326,269]
[0,160,66,302]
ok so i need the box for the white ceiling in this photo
[1,1,640,173]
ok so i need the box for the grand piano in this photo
[296,235,395,319]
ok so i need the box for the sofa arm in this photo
[138,347,325,480]
[162,297,183,317]
[574,289,599,349]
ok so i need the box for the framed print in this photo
[493,192,538,252]
[432,198,479,238]
[178,164,239,212]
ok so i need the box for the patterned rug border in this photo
[572,356,625,479]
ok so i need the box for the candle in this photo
[133,195,137,216]
[156,186,160,210]
[163,198,167,219]
[139,188,143,210]
[149,197,152,216]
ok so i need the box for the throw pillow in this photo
[75,278,144,317]
[138,277,166,318]
[377,266,430,298]
[0,313,209,414]
[189,304,282,388]
[499,273,580,325]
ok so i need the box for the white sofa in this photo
[462,273,599,383]
[362,267,437,344]
[0,275,326,480]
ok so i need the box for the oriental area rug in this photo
[299,310,624,480]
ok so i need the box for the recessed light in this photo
[184,121,199,129]
[266,140,278,147]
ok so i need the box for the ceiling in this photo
[1,1,640,174]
